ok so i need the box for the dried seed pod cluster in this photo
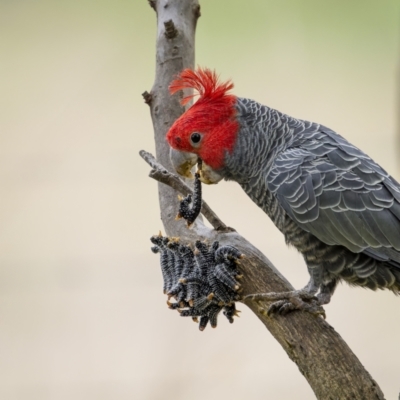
[150,234,244,331]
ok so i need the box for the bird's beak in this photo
[198,162,223,185]
[169,148,198,179]
[169,147,224,184]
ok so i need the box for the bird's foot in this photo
[245,290,326,318]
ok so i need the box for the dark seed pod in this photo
[167,301,182,310]
[168,241,184,279]
[223,304,237,324]
[215,245,243,263]
[214,263,241,291]
[194,241,212,278]
[199,315,209,331]
[209,306,222,328]
[177,173,202,226]
[179,244,195,279]
[180,308,202,317]
[151,246,160,254]
[193,295,214,311]
[165,250,177,293]
[175,288,187,304]
[207,264,234,303]
[160,248,173,294]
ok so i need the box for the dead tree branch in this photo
[141,1,385,398]
[140,150,231,231]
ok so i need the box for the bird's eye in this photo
[190,132,202,145]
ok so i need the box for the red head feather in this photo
[167,68,239,170]
[169,68,234,105]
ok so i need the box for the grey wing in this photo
[268,127,400,265]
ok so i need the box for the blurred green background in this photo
[1,0,399,399]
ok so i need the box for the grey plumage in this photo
[222,98,400,303]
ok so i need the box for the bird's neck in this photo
[221,98,305,183]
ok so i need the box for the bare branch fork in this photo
[141,1,385,398]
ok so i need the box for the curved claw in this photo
[267,300,295,316]
[246,290,326,318]
[267,299,326,318]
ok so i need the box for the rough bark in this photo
[141,1,385,399]
[396,19,400,160]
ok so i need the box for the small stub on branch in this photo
[193,4,201,19]
[142,91,153,105]
[164,19,178,39]
[148,0,156,11]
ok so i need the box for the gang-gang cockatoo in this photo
[166,68,400,315]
